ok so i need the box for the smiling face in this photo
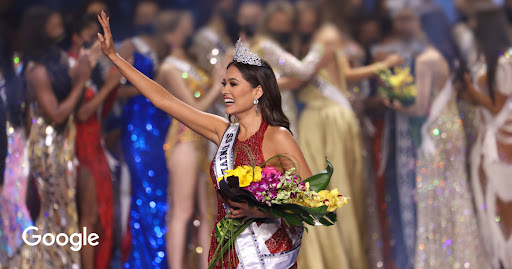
[221,65,263,117]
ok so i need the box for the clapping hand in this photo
[97,10,117,59]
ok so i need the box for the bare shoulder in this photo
[264,126,298,154]
[158,62,177,74]
[417,48,442,66]
[25,63,48,81]
[265,126,294,143]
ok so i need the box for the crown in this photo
[232,38,263,66]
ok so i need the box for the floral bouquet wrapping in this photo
[376,66,417,107]
[209,157,349,268]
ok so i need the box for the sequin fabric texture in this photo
[20,105,80,269]
[122,51,170,269]
[207,121,302,269]
[75,87,114,269]
[414,90,490,269]
[0,124,32,266]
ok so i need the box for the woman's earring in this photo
[254,98,259,114]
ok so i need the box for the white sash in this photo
[314,78,353,111]
[213,123,240,185]
[420,80,453,155]
[131,37,159,67]
[482,97,512,163]
[213,124,301,269]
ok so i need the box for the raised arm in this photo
[343,52,403,83]
[157,63,223,111]
[257,38,326,80]
[97,11,228,144]
[76,66,121,122]
[27,52,92,125]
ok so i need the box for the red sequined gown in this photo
[74,77,117,269]
[208,121,300,268]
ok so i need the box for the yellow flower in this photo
[217,166,262,187]
[388,76,402,89]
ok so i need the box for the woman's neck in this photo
[209,15,225,32]
[170,47,187,60]
[236,111,263,140]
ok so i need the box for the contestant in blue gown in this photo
[122,51,171,268]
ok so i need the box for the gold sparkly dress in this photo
[414,64,490,268]
[296,51,367,269]
[163,56,211,171]
[252,37,324,136]
[20,104,80,268]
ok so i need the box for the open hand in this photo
[227,200,271,223]
[97,10,117,59]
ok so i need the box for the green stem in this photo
[207,219,256,269]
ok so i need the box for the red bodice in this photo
[207,121,298,268]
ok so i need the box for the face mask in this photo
[240,24,257,39]
[82,41,93,49]
[134,23,155,36]
[270,31,291,46]
[183,35,194,50]
[299,33,313,43]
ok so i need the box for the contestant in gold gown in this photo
[296,51,366,269]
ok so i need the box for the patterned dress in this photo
[207,121,303,268]
[0,123,32,266]
[21,104,80,269]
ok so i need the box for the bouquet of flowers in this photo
[209,156,349,268]
[376,66,417,106]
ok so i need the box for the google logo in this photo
[22,226,99,252]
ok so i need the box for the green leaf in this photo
[272,208,283,218]
[303,158,333,192]
[283,212,303,226]
[208,217,256,269]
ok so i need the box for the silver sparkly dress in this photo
[414,77,490,269]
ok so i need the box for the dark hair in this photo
[419,6,461,72]
[474,8,511,102]
[21,6,59,62]
[226,60,291,133]
[70,14,99,36]
[21,6,72,103]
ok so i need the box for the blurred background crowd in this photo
[0,0,511,268]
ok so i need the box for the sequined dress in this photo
[122,41,171,268]
[163,55,210,171]
[21,104,80,269]
[207,121,303,268]
[0,122,32,266]
[414,79,489,268]
[75,90,114,268]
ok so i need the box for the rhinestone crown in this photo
[232,38,262,66]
